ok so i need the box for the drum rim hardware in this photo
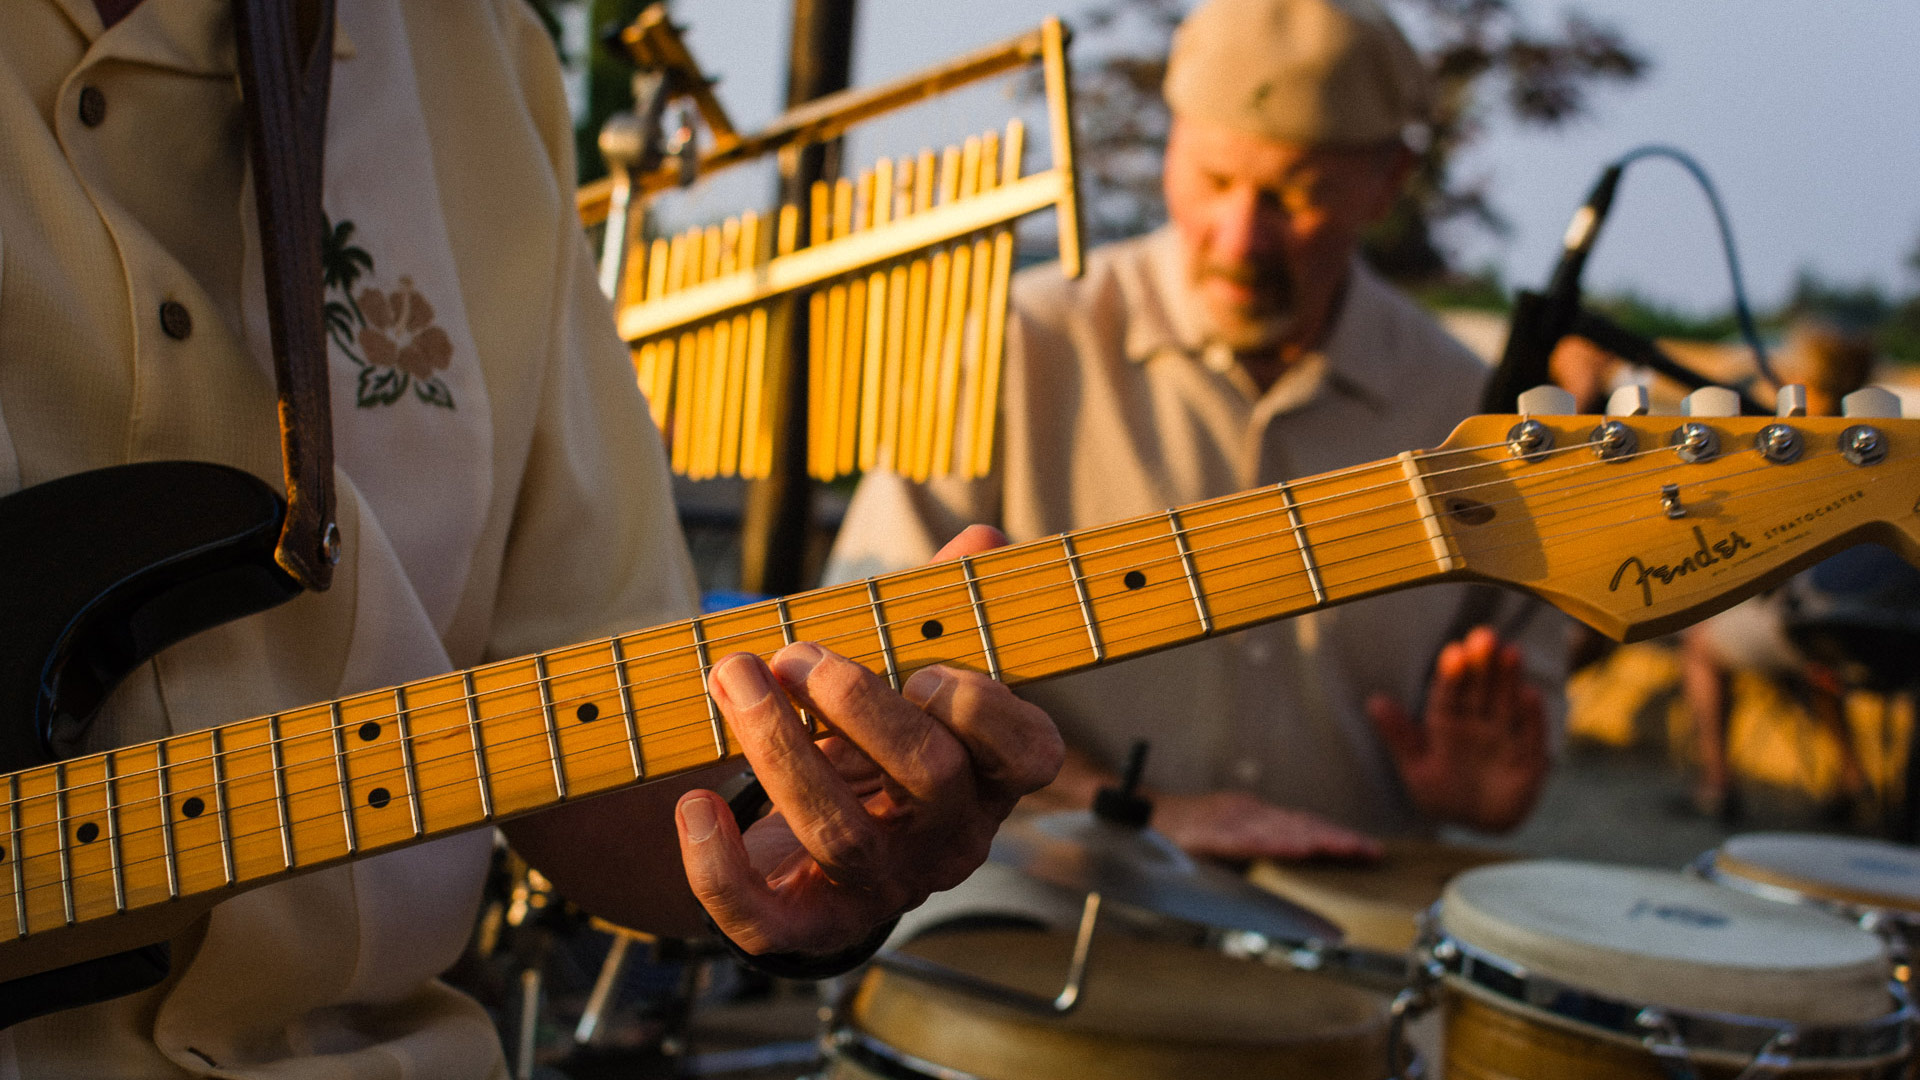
[1406,924,1913,1071]
[1692,850,1920,937]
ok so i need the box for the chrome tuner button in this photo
[1606,384,1651,417]
[1517,385,1577,416]
[1842,386,1902,419]
[1682,386,1741,418]
[1776,384,1809,418]
[1754,423,1803,464]
[1840,425,1889,466]
[1590,420,1637,461]
[1671,422,1720,463]
[1506,419,1553,461]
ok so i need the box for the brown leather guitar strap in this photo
[233,0,339,591]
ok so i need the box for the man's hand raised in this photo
[1367,625,1548,834]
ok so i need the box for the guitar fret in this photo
[775,599,815,733]
[53,764,74,926]
[1276,482,1327,605]
[462,672,496,821]
[394,687,425,837]
[609,638,644,780]
[689,617,728,757]
[959,555,1001,680]
[329,704,360,855]
[866,580,901,690]
[155,741,180,900]
[1165,509,1214,635]
[7,774,24,937]
[533,656,569,801]
[1059,535,1105,661]
[267,715,295,871]
[1398,451,1459,572]
[211,728,236,886]
[103,752,126,913]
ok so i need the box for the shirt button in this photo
[78,86,107,127]
[1231,758,1262,785]
[159,301,193,340]
[1243,637,1272,665]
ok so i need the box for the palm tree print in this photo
[320,214,456,409]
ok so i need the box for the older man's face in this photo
[1162,114,1408,351]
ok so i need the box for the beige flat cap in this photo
[1163,0,1431,146]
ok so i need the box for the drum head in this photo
[1441,861,1892,1026]
[1250,839,1510,953]
[845,927,1390,1080]
[1713,832,1920,916]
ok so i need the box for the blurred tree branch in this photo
[1053,0,1648,282]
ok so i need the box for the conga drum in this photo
[1250,839,1512,984]
[1697,833,1920,966]
[1428,860,1910,1079]
[827,926,1395,1079]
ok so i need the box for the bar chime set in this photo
[577,6,1084,482]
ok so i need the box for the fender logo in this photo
[1610,525,1752,607]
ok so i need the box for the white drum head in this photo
[1440,860,1891,1026]
[1714,832,1920,915]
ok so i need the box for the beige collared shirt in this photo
[828,227,1564,837]
[0,1,697,1075]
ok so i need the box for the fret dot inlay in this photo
[358,721,382,742]
[367,787,392,810]
[76,822,99,844]
[921,620,944,640]
[576,702,600,723]
[181,796,205,819]
[1124,570,1147,590]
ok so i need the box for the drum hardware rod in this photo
[574,931,635,1045]
[873,891,1103,1016]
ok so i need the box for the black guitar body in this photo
[0,462,300,1027]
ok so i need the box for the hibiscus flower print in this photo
[321,217,456,410]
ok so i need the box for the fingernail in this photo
[712,653,775,710]
[904,664,951,708]
[771,642,825,686]
[680,794,718,843]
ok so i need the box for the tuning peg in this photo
[1842,386,1902,419]
[1518,385,1576,416]
[1683,386,1740,418]
[1606,385,1650,417]
[1774,384,1808,417]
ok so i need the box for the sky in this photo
[629,0,1920,315]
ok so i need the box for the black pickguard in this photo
[0,462,301,1026]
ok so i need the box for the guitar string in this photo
[0,431,1822,828]
[8,449,1864,914]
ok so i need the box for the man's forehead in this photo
[1168,114,1385,179]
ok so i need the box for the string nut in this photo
[1671,422,1719,464]
[1755,423,1803,464]
[1506,419,1554,462]
[1840,425,1889,467]
[1590,420,1637,461]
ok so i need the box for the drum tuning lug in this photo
[1590,420,1638,461]
[1506,419,1554,461]
[1606,384,1651,417]
[1840,425,1889,467]
[1671,422,1720,464]
[1754,423,1803,464]
[1518,385,1577,416]
[1775,384,1808,418]
[1683,386,1741,418]
[1842,386,1902,419]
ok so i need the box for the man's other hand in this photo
[1151,789,1382,862]
[1367,625,1548,833]
[674,526,1064,958]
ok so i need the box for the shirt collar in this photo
[72,0,355,78]
[1127,228,1397,412]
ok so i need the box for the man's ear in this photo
[1363,144,1418,224]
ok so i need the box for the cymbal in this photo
[989,810,1343,944]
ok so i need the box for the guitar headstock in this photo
[1425,390,1920,641]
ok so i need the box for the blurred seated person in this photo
[826,0,1569,871]
[1681,321,1877,820]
